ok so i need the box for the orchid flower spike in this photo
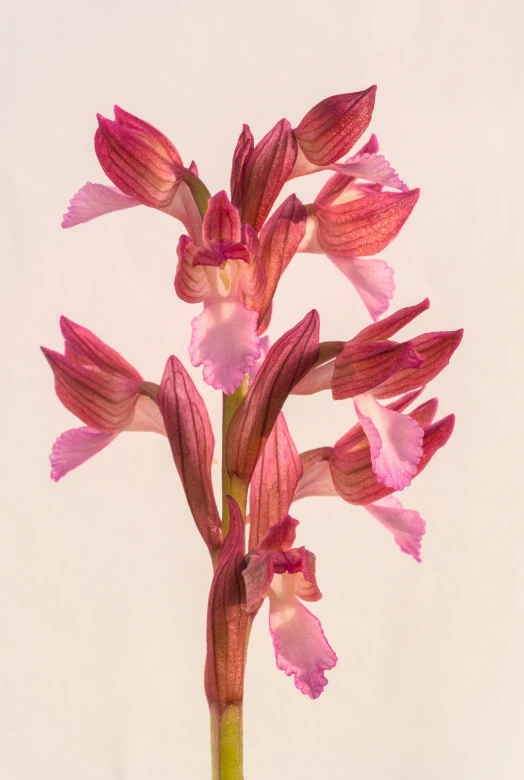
[41,317,165,480]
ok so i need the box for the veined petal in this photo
[316,189,420,257]
[231,124,254,207]
[204,497,250,709]
[372,329,464,399]
[294,87,376,167]
[354,393,423,490]
[158,356,221,551]
[332,340,421,400]
[226,310,319,484]
[189,299,260,394]
[351,298,430,343]
[203,190,242,242]
[246,195,307,328]
[240,118,298,232]
[249,414,303,551]
[237,226,266,300]
[328,256,395,321]
[175,235,213,303]
[269,575,337,699]
[364,496,425,561]
[95,110,182,208]
[112,106,183,166]
[41,347,141,433]
[50,426,118,481]
[59,316,142,380]
[61,183,140,228]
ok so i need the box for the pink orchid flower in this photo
[293,299,462,490]
[297,170,419,320]
[62,106,204,241]
[243,515,337,699]
[294,391,454,560]
[175,190,266,393]
[41,317,165,480]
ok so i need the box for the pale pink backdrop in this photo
[1,0,523,778]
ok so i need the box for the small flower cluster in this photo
[45,88,461,702]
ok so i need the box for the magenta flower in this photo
[47,88,462,779]
[294,299,462,490]
[244,515,337,699]
[175,190,266,392]
[62,106,204,240]
[41,317,165,481]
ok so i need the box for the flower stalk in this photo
[210,703,244,780]
[45,88,462,779]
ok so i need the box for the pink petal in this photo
[269,577,337,699]
[61,183,140,228]
[256,514,299,555]
[239,119,298,232]
[226,310,319,484]
[204,497,250,708]
[203,190,242,242]
[50,426,118,481]
[291,359,335,395]
[330,406,453,507]
[41,347,141,433]
[158,356,221,551]
[126,395,166,435]
[294,457,337,501]
[354,393,424,490]
[332,340,420,401]
[95,110,182,209]
[249,414,303,550]
[351,298,430,343]
[230,124,254,207]
[189,299,261,394]
[244,554,275,613]
[328,256,395,321]
[335,388,425,453]
[364,495,426,562]
[174,234,213,303]
[112,106,183,166]
[237,228,266,299]
[245,194,307,327]
[330,152,408,191]
[250,335,269,382]
[164,180,203,241]
[294,87,376,167]
[59,316,142,381]
[372,329,464,400]
[316,189,420,257]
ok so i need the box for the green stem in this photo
[221,377,250,536]
[207,377,251,779]
[210,704,244,780]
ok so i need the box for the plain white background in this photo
[1,0,523,777]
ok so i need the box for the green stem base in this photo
[210,704,244,780]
